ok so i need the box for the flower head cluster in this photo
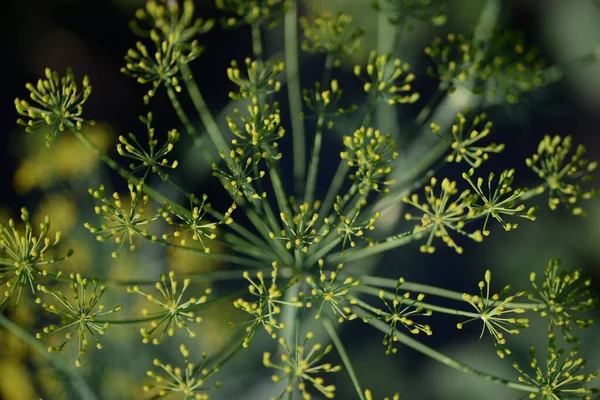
[354,51,420,105]
[373,278,433,355]
[263,331,341,400]
[227,100,285,160]
[227,58,284,100]
[305,260,360,323]
[341,126,399,194]
[215,0,290,28]
[463,168,536,235]
[233,263,301,348]
[480,29,546,105]
[161,194,232,252]
[332,196,379,252]
[271,202,326,253]
[122,1,213,103]
[372,0,448,26]
[403,177,482,254]
[301,79,357,126]
[1,208,72,309]
[513,335,599,400]
[84,183,156,258]
[36,273,123,367]
[144,344,221,399]
[299,12,365,55]
[529,260,595,343]
[526,135,597,216]
[212,148,266,200]
[117,113,180,180]
[130,0,214,43]
[457,270,529,358]
[425,33,482,92]
[15,68,92,146]
[430,110,504,168]
[128,271,211,344]
[425,30,546,103]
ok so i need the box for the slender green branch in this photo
[267,157,293,218]
[363,312,538,394]
[284,0,306,197]
[323,318,366,400]
[96,288,247,325]
[166,86,212,162]
[305,114,325,205]
[279,282,302,358]
[414,87,446,126]
[251,23,264,65]
[355,285,480,318]
[320,162,350,219]
[146,234,267,268]
[179,63,230,153]
[325,229,423,264]
[358,276,546,310]
[0,315,98,400]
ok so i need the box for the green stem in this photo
[376,138,451,213]
[305,114,325,205]
[414,87,445,126]
[323,318,366,400]
[147,235,267,268]
[179,63,230,153]
[284,0,306,197]
[97,288,247,325]
[355,285,480,318]
[166,86,212,163]
[325,229,423,265]
[358,276,546,310]
[279,282,302,357]
[320,162,350,220]
[363,313,538,394]
[267,157,293,218]
[376,9,399,136]
[251,23,264,64]
[0,315,98,400]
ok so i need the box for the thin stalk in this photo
[279,282,302,357]
[414,86,446,126]
[320,162,350,220]
[305,236,340,268]
[358,276,546,310]
[179,63,230,153]
[267,158,293,218]
[166,86,212,163]
[305,53,335,205]
[364,313,538,394]
[251,23,264,64]
[305,114,325,205]
[323,318,366,400]
[355,285,480,318]
[325,229,423,265]
[376,138,451,213]
[44,269,267,287]
[147,235,267,268]
[245,207,294,265]
[284,0,306,197]
[0,315,98,400]
[96,288,247,325]
[376,9,399,136]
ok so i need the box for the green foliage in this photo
[3,0,599,399]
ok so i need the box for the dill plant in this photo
[2,0,600,399]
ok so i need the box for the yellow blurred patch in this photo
[14,123,114,194]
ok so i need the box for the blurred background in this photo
[0,0,599,399]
